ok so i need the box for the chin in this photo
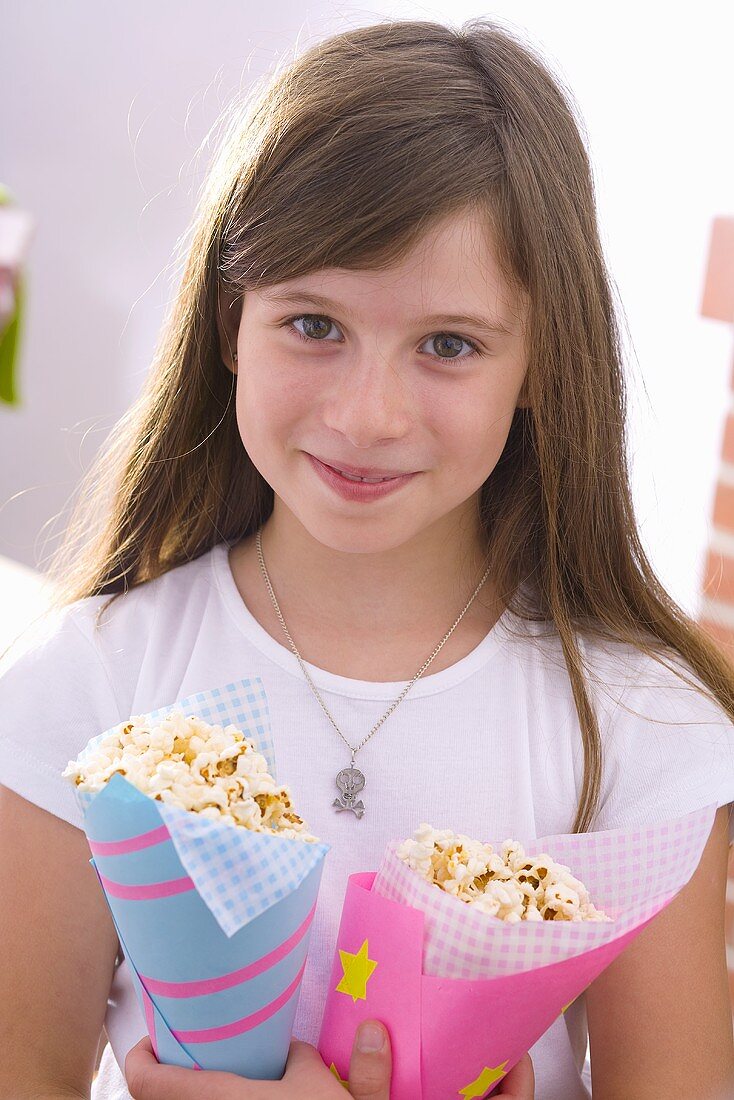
[298,514,429,557]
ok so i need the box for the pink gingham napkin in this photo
[372,803,717,979]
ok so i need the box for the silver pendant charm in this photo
[333,760,365,818]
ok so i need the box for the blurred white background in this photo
[2,4,733,1083]
[1,0,733,630]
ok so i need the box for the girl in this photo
[1,15,732,1100]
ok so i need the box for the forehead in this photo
[257,208,526,335]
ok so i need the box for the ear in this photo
[216,283,242,374]
[515,375,531,410]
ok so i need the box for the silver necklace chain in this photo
[255,527,491,818]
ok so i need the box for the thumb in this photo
[492,1051,535,1098]
[348,1020,392,1099]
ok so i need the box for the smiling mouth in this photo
[307,454,415,481]
[325,466,400,483]
[306,453,419,498]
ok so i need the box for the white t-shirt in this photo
[1,542,732,1100]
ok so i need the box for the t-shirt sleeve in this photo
[590,646,734,847]
[0,602,123,831]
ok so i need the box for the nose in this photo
[322,351,413,445]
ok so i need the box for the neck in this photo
[238,500,497,642]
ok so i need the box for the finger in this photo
[282,1038,337,1086]
[493,1051,535,1098]
[282,1038,367,1095]
[124,1035,273,1100]
[348,1020,392,1099]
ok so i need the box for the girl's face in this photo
[224,207,530,557]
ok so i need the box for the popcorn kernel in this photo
[396,823,612,924]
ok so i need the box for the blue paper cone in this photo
[70,678,330,1076]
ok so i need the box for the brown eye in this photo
[421,333,477,360]
[281,313,481,364]
[286,314,341,342]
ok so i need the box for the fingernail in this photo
[357,1022,385,1052]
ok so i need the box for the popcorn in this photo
[62,709,319,843]
[396,823,612,923]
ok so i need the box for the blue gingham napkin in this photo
[72,677,329,938]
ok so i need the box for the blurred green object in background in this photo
[0,182,29,407]
[0,272,23,406]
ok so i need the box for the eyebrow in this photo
[261,288,513,337]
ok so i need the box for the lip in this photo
[310,454,414,478]
[306,452,418,502]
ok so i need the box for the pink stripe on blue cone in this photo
[97,870,195,900]
[141,900,317,997]
[172,958,307,1043]
[88,823,170,856]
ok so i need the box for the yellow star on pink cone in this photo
[335,938,378,1003]
[329,1061,349,1088]
[458,1061,509,1098]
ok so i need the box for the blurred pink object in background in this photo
[696,214,734,1017]
[0,204,34,330]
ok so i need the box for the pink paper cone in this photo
[317,803,719,1098]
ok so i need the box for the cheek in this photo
[234,360,315,475]
[430,391,511,481]
[431,385,506,444]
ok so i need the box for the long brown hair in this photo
[11,16,734,835]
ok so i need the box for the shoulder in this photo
[581,633,725,710]
[578,637,734,844]
[0,550,215,828]
[579,636,734,743]
[0,548,216,725]
[13,547,213,666]
[0,600,122,828]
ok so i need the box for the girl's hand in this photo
[125,1018,392,1099]
[490,1052,535,1098]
